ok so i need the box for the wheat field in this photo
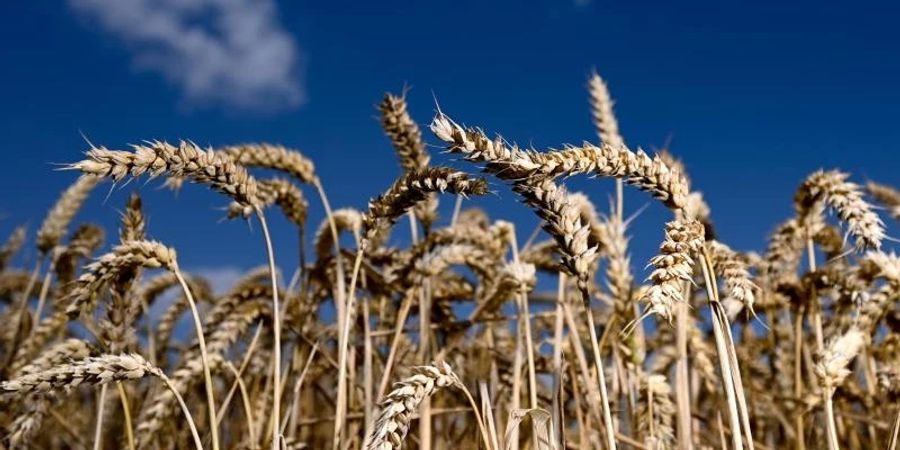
[0,72,898,450]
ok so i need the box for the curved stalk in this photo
[173,265,220,450]
[254,207,282,450]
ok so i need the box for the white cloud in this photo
[69,0,304,111]
[192,265,246,294]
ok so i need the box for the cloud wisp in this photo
[69,0,305,111]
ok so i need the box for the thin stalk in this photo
[217,323,264,425]
[93,384,108,450]
[116,382,136,450]
[509,228,538,410]
[582,289,618,450]
[376,291,414,398]
[824,387,840,450]
[333,245,365,450]
[32,256,57,327]
[675,284,693,450]
[254,208,283,450]
[160,374,205,450]
[551,273,566,445]
[889,406,900,450]
[173,265,220,450]
[458,381,495,450]
[699,252,743,450]
[225,362,258,448]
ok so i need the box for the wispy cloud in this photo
[69,0,305,111]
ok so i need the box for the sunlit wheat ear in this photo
[68,140,260,207]
[708,240,758,318]
[0,225,27,271]
[866,180,900,220]
[36,174,99,254]
[63,240,177,318]
[430,113,690,209]
[795,169,885,251]
[365,362,462,450]
[588,71,625,148]
[362,167,488,245]
[635,218,705,325]
[512,178,597,289]
[1,353,161,395]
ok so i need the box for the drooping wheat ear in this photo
[380,92,437,228]
[314,207,362,260]
[639,218,705,322]
[867,180,900,220]
[68,140,259,207]
[512,178,597,290]
[795,169,885,251]
[36,175,99,254]
[228,177,308,228]
[14,338,93,377]
[588,71,625,148]
[475,262,537,319]
[119,192,146,242]
[220,143,317,184]
[366,361,462,450]
[64,240,177,318]
[138,272,180,307]
[816,327,866,389]
[53,224,106,285]
[638,374,676,450]
[431,113,690,209]
[1,353,161,395]
[0,225,26,271]
[708,240,757,316]
[362,167,488,244]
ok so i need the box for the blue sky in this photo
[1,0,897,280]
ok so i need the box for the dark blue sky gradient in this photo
[1,0,897,276]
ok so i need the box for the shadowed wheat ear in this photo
[361,167,488,245]
[380,92,437,228]
[36,175,99,254]
[795,169,885,251]
[228,177,308,229]
[867,180,900,220]
[1,353,204,450]
[0,225,26,271]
